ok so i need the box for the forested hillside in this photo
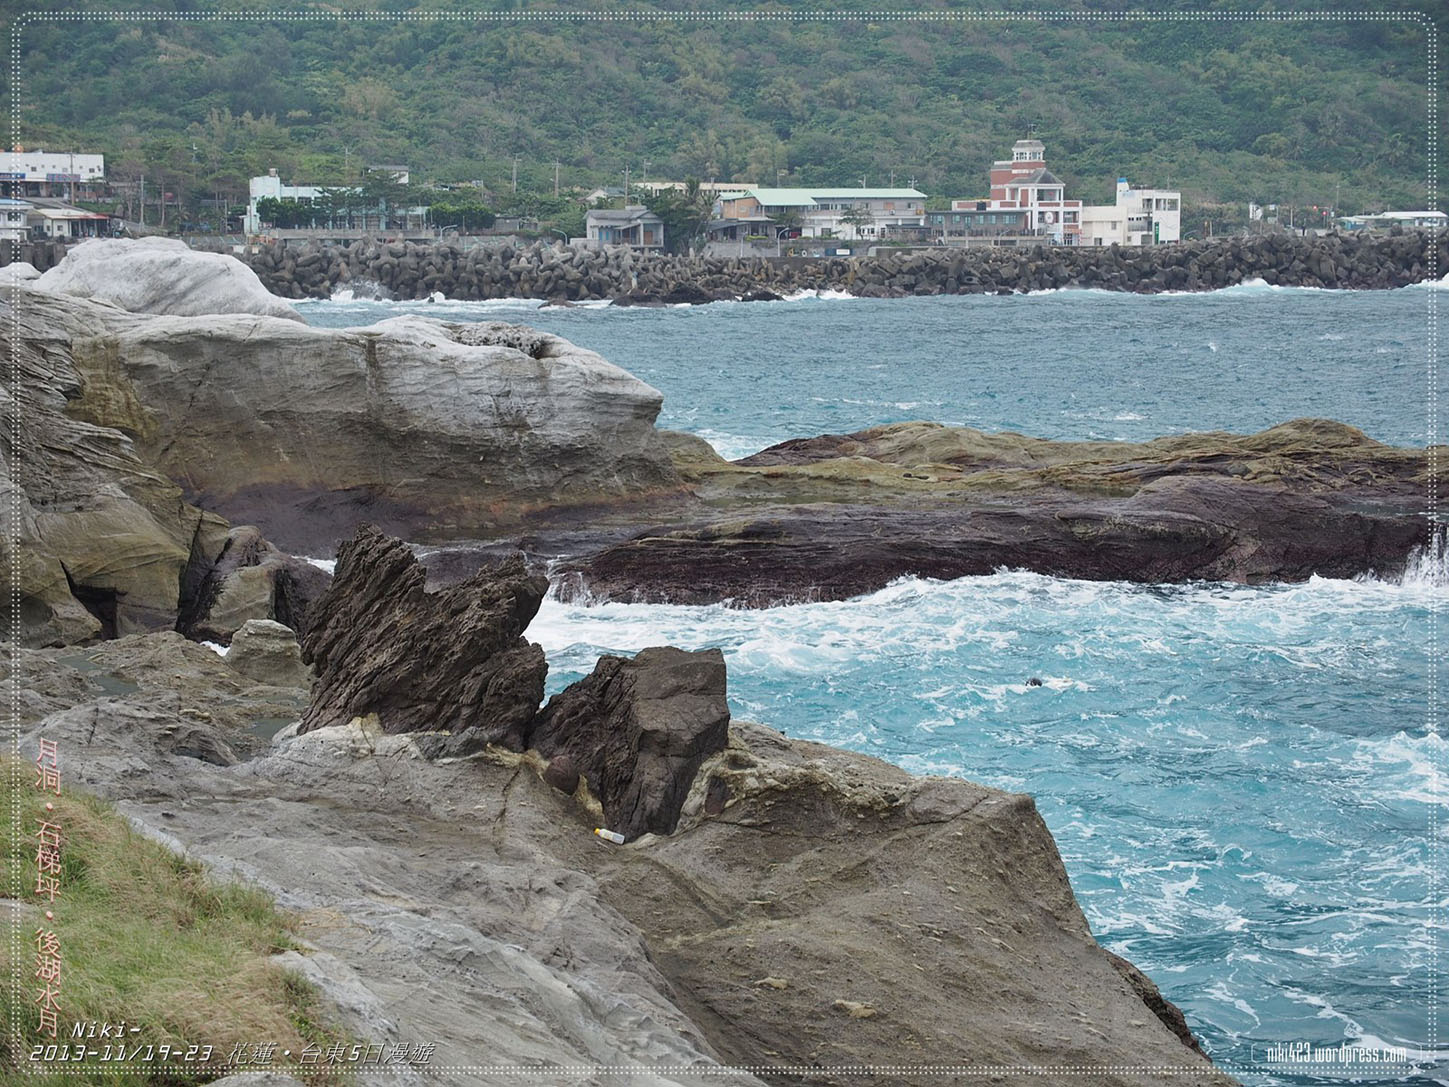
[3,0,1434,221]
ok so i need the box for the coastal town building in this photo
[0,197,33,241]
[1337,210,1447,231]
[934,141,1178,247]
[0,150,105,200]
[638,180,757,198]
[23,197,111,239]
[244,168,428,235]
[710,188,926,240]
[981,139,1084,244]
[925,206,1029,242]
[584,205,665,248]
[245,170,325,233]
[1079,179,1182,246]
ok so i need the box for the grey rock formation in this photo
[298,526,549,751]
[178,525,331,644]
[1,288,324,647]
[531,647,731,840]
[2,288,223,644]
[60,305,681,553]
[0,260,40,282]
[36,237,303,320]
[227,619,312,688]
[12,632,1233,1087]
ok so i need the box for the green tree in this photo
[644,178,711,253]
[839,202,875,239]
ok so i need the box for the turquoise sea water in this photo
[305,284,1444,1084]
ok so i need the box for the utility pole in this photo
[622,164,630,207]
[553,161,560,197]
[511,156,519,194]
[139,172,145,228]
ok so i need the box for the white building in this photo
[0,150,105,198]
[638,180,757,198]
[0,197,33,241]
[713,188,926,240]
[1080,178,1181,246]
[244,170,326,233]
[26,203,110,239]
[1337,210,1447,231]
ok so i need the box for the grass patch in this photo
[0,758,348,1084]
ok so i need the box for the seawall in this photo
[238,228,1446,302]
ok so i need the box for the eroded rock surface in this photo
[227,619,312,688]
[0,290,308,646]
[298,526,549,751]
[59,299,682,553]
[13,631,1234,1087]
[531,646,731,839]
[560,419,1439,605]
[36,237,303,320]
[178,525,331,644]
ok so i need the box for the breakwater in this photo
[240,229,1446,303]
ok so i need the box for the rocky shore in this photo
[9,238,1437,1082]
[240,228,1446,303]
[10,525,1236,1086]
[553,420,1441,606]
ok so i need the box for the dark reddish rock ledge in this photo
[554,419,1440,606]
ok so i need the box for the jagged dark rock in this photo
[530,646,730,840]
[298,525,549,748]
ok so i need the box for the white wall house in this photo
[1080,178,1181,246]
[713,188,926,240]
[0,151,105,198]
[26,205,110,239]
[1338,210,1447,231]
[244,170,326,233]
[0,198,33,241]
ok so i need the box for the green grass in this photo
[0,760,349,1084]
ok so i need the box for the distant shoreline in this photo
[231,228,1446,305]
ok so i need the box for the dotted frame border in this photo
[5,6,1441,1080]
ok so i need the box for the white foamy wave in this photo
[1023,285,1121,297]
[1406,272,1449,290]
[303,557,336,574]
[781,287,857,302]
[328,280,393,303]
[202,640,229,657]
[1351,730,1446,806]
[1398,525,1447,587]
[678,429,779,462]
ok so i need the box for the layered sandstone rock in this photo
[60,305,681,553]
[9,626,1235,1087]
